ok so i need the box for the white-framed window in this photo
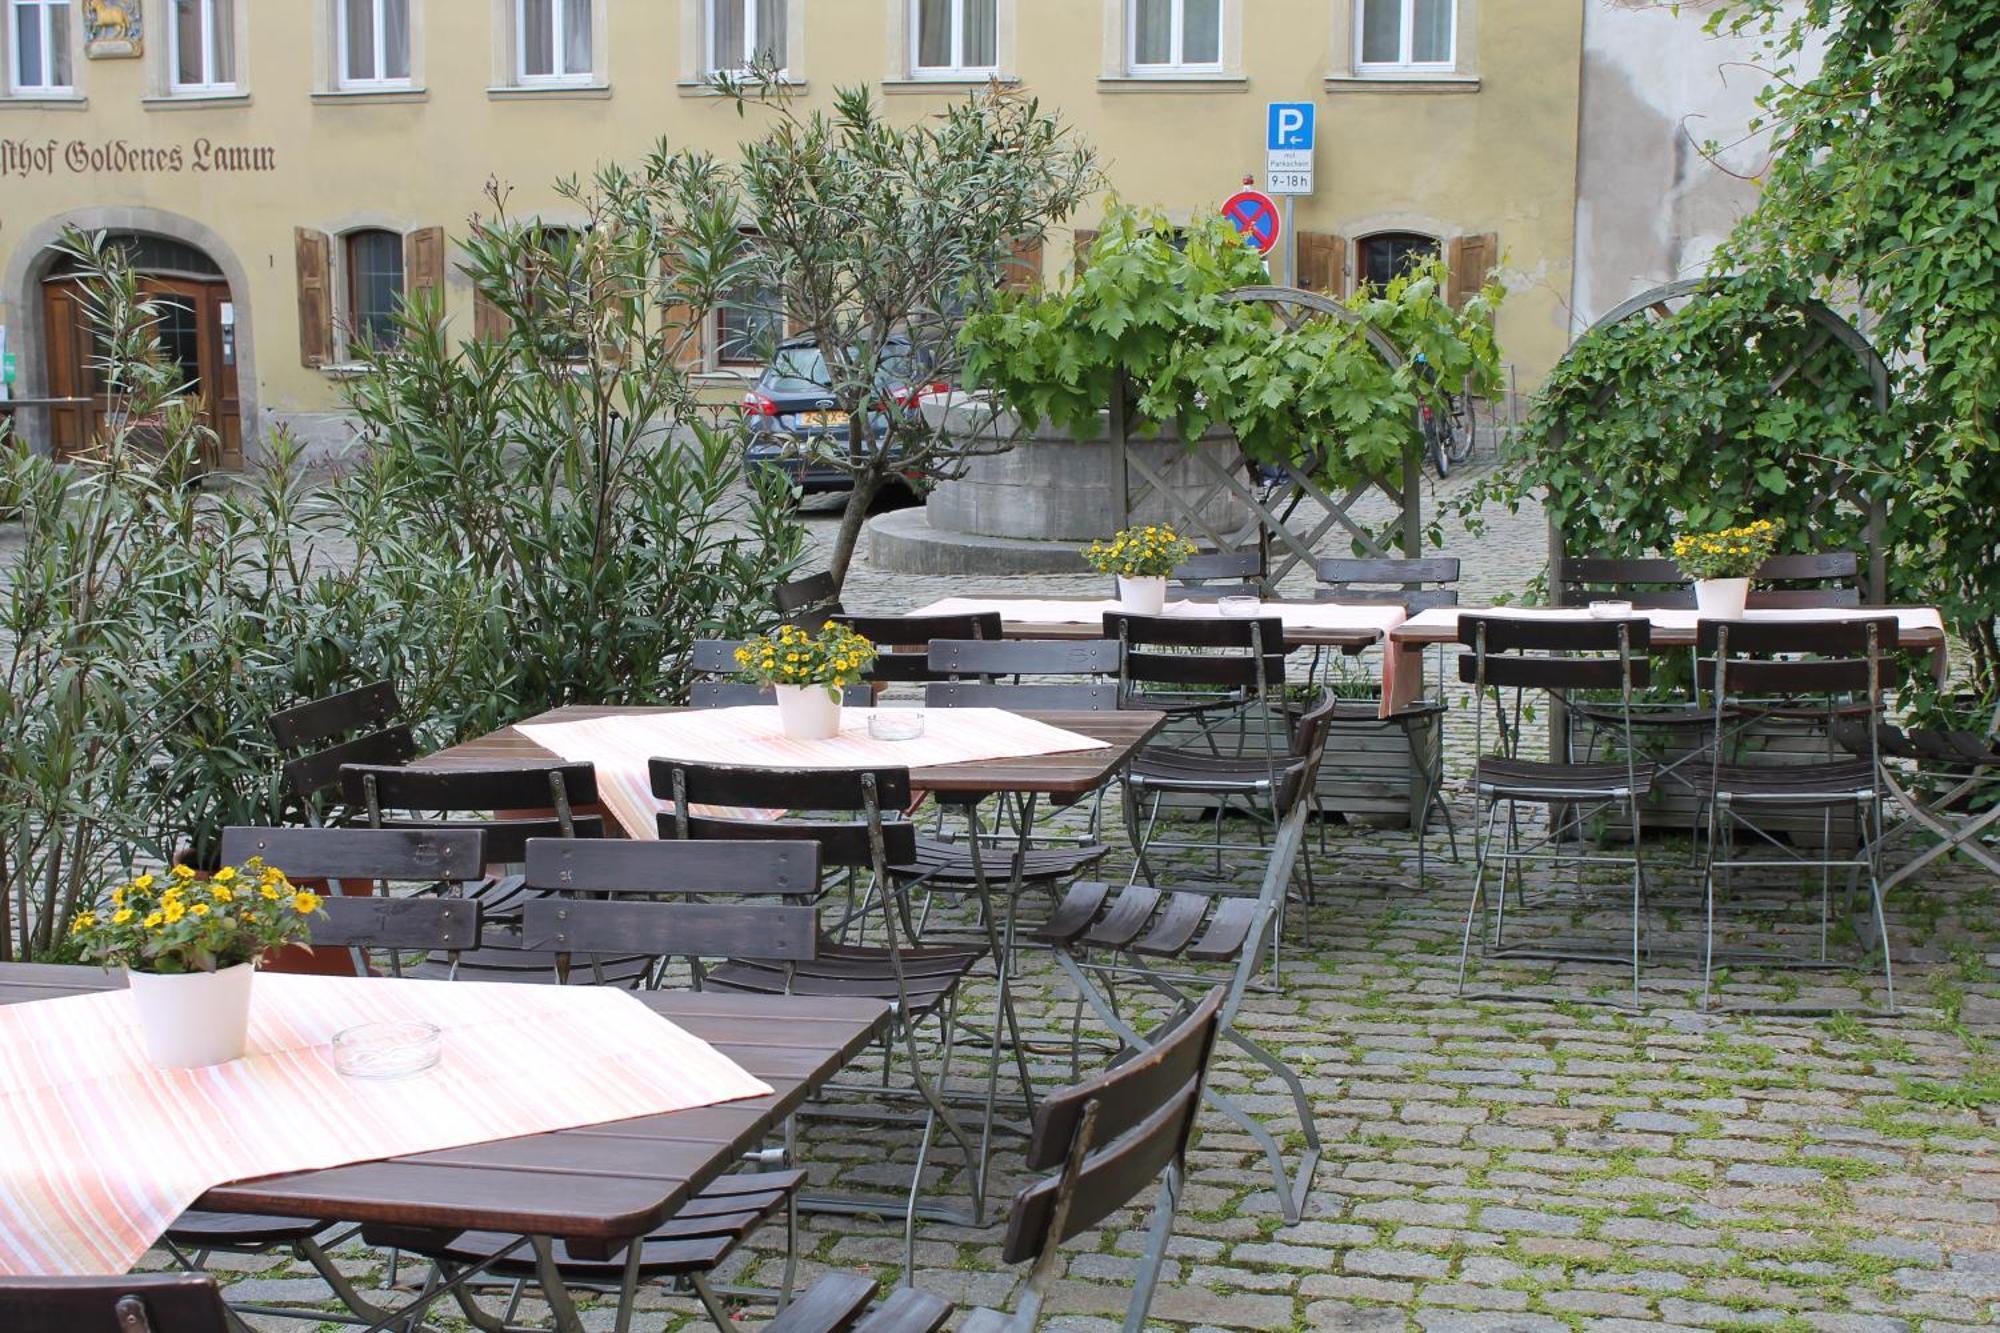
[912,0,994,76]
[1358,0,1454,69]
[1128,0,1219,71]
[706,0,785,75]
[716,232,781,366]
[516,0,591,83]
[338,0,411,87]
[9,0,71,93]
[171,0,236,91]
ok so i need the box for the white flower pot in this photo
[1117,575,1169,616]
[126,962,255,1069]
[1694,577,1751,619]
[772,683,843,740]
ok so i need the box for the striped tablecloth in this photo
[519,706,1112,839]
[0,973,772,1276]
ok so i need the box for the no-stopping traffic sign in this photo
[1221,188,1281,256]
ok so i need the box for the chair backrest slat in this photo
[313,896,484,952]
[269,681,402,752]
[1315,557,1461,613]
[1553,556,1691,609]
[1455,615,1652,692]
[925,682,1122,711]
[926,638,1121,679]
[650,761,917,870]
[521,898,818,962]
[690,680,874,708]
[1171,551,1262,584]
[833,613,1004,683]
[774,571,842,617]
[524,838,819,897]
[1315,556,1461,586]
[279,727,420,811]
[1002,990,1222,1264]
[1757,552,1860,582]
[341,763,600,812]
[651,759,912,811]
[0,1274,231,1333]
[217,826,487,887]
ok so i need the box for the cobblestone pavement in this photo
[133,464,2000,1329]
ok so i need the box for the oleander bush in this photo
[0,199,800,960]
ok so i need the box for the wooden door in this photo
[40,274,241,467]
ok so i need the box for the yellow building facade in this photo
[0,0,1583,465]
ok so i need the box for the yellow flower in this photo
[211,883,234,902]
[292,890,323,915]
[260,883,281,900]
[132,873,154,891]
[213,866,237,884]
[190,903,211,917]
[162,901,185,924]
[170,864,197,881]
[112,908,135,925]
[70,911,97,935]
[143,911,164,929]
[111,886,127,908]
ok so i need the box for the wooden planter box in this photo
[1571,711,1860,845]
[1147,699,1439,829]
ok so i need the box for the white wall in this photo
[1569,0,1811,336]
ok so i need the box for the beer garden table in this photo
[0,963,890,1333]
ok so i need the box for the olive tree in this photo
[717,73,1100,590]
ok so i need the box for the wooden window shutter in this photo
[1000,236,1043,293]
[403,227,445,310]
[471,288,508,342]
[1071,229,1098,277]
[1295,232,1346,297]
[1447,232,1498,309]
[658,254,703,369]
[294,228,333,368]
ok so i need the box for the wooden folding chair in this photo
[768,992,1223,1333]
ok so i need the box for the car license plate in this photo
[797,411,849,428]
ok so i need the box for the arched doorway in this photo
[39,232,243,468]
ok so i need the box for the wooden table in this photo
[0,964,889,1267]
[417,705,1165,804]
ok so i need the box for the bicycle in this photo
[1415,355,1478,478]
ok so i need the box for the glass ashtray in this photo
[1588,600,1635,619]
[333,1021,442,1080]
[868,710,926,742]
[1217,595,1263,618]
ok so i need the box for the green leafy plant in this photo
[72,860,322,975]
[1671,518,1784,580]
[337,167,807,743]
[733,622,877,696]
[1082,523,1197,578]
[1475,1,2000,700]
[0,169,805,959]
[962,204,1503,494]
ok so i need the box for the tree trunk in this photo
[828,472,884,593]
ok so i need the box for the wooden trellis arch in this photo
[1549,278,1893,600]
[1114,285,1425,595]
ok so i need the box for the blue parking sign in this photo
[1267,102,1315,153]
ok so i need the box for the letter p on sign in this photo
[1267,102,1314,152]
